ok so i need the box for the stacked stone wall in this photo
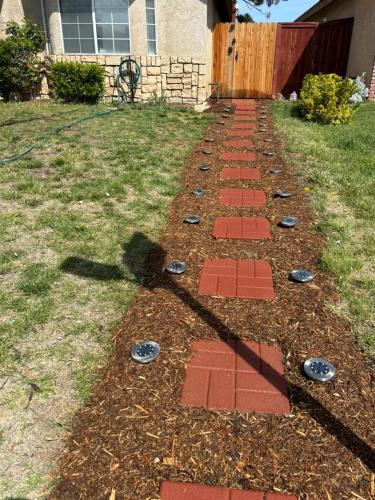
[37,55,209,105]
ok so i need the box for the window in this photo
[145,0,157,55]
[59,0,130,54]
[95,0,130,54]
[60,0,95,54]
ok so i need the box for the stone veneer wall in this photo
[38,55,209,105]
[369,56,375,101]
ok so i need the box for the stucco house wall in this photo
[298,0,375,91]
[0,0,229,104]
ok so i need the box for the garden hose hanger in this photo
[114,58,141,104]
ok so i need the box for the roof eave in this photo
[296,0,337,21]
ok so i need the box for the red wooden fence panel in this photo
[314,18,354,76]
[272,18,354,97]
[272,23,317,98]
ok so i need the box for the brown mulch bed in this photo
[51,100,375,500]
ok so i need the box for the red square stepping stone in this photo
[160,482,297,499]
[227,129,255,137]
[234,115,256,122]
[198,259,275,300]
[220,167,261,180]
[223,140,253,148]
[212,217,271,240]
[235,110,257,115]
[219,189,265,207]
[180,339,288,413]
[231,123,256,129]
[221,152,256,162]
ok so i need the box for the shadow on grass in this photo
[60,232,375,472]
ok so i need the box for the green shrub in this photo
[51,61,105,104]
[0,20,45,102]
[299,73,357,124]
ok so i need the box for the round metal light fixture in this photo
[303,357,335,382]
[165,260,188,275]
[265,138,273,143]
[276,189,292,198]
[192,187,207,196]
[224,106,232,112]
[270,167,282,174]
[131,341,160,364]
[199,164,211,171]
[221,114,229,118]
[280,216,299,227]
[289,269,314,283]
[202,149,213,155]
[217,121,225,125]
[259,128,267,132]
[184,215,201,224]
[264,151,274,157]
[205,138,215,143]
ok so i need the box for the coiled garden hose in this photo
[114,58,141,104]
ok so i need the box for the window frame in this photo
[59,0,132,55]
[145,0,158,56]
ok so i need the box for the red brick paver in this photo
[219,188,265,207]
[234,115,256,121]
[220,167,261,180]
[221,152,256,162]
[198,258,275,300]
[180,339,288,413]
[227,129,255,137]
[223,140,253,148]
[160,482,296,499]
[231,122,256,129]
[212,217,271,240]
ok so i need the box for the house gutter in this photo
[40,0,50,54]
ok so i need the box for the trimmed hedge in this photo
[299,73,357,125]
[51,61,105,104]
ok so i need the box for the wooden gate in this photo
[272,19,354,97]
[212,23,277,99]
[212,19,354,99]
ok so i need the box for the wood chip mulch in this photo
[50,100,375,500]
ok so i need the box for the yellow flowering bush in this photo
[299,73,357,124]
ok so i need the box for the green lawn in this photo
[272,101,375,355]
[0,100,211,498]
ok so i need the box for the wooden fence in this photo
[212,19,354,99]
[212,23,277,98]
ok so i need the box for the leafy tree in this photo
[0,20,45,102]
[237,13,254,23]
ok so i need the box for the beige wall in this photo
[302,0,375,87]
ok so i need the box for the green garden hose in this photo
[0,58,142,166]
[0,108,118,165]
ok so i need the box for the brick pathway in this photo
[173,99,294,498]
[160,482,296,499]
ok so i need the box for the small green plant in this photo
[51,61,105,104]
[299,73,357,124]
[0,20,45,102]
